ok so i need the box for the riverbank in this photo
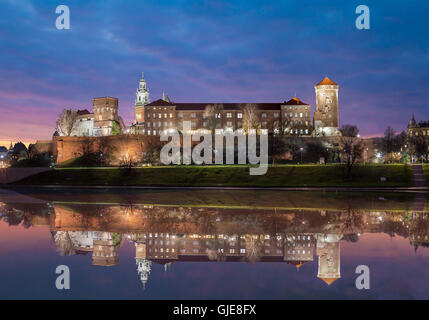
[9,164,415,188]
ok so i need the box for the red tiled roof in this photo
[316,77,337,86]
[284,97,308,106]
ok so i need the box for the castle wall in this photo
[54,134,161,165]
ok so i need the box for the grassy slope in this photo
[15,164,413,187]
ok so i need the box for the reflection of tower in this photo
[92,236,120,266]
[135,243,152,289]
[316,234,342,285]
[313,77,341,136]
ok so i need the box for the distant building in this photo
[407,114,429,139]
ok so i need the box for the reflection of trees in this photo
[0,204,48,228]
[341,209,364,235]
[51,231,76,256]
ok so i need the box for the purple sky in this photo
[0,0,428,145]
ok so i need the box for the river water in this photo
[0,187,428,299]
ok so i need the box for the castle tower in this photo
[134,73,150,124]
[313,77,341,136]
[93,97,119,136]
[316,234,342,285]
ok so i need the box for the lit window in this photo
[227,113,232,118]
[237,113,243,119]
[261,113,267,118]
[274,113,279,118]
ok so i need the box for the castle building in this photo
[130,74,340,137]
[313,77,341,136]
[58,97,125,137]
[70,109,94,136]
[93,97,121,136]
[407,114,429,138]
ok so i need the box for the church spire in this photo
[135,72,150,106]
[409,113,416,127]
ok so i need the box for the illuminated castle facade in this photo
[130,74,341,137]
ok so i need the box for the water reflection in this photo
[0,188,428,292]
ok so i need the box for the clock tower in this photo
[134,72,150,124]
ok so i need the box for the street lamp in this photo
[300,147,304,164]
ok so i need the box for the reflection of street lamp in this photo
[300,147,304,163]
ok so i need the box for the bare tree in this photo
[339,124,364,177]
[56,109,78,136]
[240,104,260,133]
[203,104,224,132]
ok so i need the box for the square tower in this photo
[313,77,340,136]
[93,97,119,136]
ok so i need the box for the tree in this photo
[304,140,330,163]
[408,135,428,162]
[111,121,121,135]
[203,104,223,132]
[382,126,396,155]
[339,124,364,177]
[240,104,260,133]
[269,135,288,164]
[56,109,78,136]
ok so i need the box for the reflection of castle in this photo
[125,231,342,287]
[4,197,429,289]
[52,231,121,266]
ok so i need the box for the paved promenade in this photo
[0,167,52,184]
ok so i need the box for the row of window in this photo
[145,128,310,136]
[143,111,311,120]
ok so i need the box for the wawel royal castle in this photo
[130,73,341,137]
[61,73,342,138]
